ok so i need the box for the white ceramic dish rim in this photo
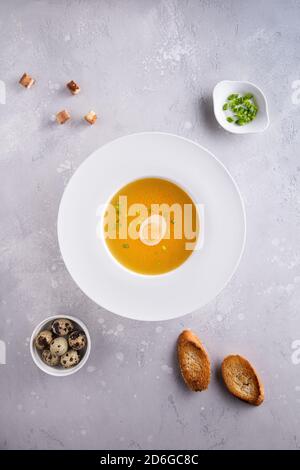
[30,315,91,376]
[213,80,270,134]
[57,132,247,321]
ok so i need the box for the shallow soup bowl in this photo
[98,176,205,278]
[58,132,246,321]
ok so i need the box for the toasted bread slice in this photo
[221,355,264,406]
[177,330,211,391]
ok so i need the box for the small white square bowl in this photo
[213,80,269,134]
[30,315,91,376]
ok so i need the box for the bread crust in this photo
[67,80,80,95]
[177,330,211,391]
[56,109,71,124]
[84,110,97,125]
[221,354,264,406]
[19,73,35,88]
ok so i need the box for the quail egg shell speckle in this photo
[35,330,53,350]
[42,349,60,366]
[68,331,87,351]
[60,350,80,368]
[51,318,74,336]
[50,337,68,356]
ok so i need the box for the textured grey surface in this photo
[1,0,300,450]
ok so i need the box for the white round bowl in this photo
[57,132,246,321]
[30,315,91,376]
[213,80,270,134]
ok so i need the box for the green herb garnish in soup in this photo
[103,178,199,275]
[223,93,258,126]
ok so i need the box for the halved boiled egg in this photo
[139,215,167,246]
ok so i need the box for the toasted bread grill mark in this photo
[221,355,264,406]
[177,330,210,391]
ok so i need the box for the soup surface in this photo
[103,178,199,275]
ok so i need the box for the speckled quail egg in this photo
[35,330,53,350]
[50,337,68,356]
[68,330,87,351]
[51,318,74,336]
[42,349,60,366]
[60,350,80,368]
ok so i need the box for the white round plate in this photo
[58,132,246,321]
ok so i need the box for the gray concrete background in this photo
[0,0,300,450]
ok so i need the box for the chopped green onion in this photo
[223,93,258,126]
